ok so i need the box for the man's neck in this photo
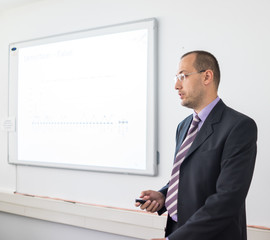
[194,94,218,114]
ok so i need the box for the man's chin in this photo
[181,100,187,107]
[181,100,192,109]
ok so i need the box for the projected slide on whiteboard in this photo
[8,19,157,175]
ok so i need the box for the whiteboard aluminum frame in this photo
[8,18,158,176]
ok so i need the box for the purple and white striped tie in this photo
[165,115,201,220]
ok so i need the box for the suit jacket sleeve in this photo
[168,116,257,240]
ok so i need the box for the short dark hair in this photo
[181,50,220,88]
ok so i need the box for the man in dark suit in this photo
[135,50,257,240]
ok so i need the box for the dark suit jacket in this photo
[159,100,257,240]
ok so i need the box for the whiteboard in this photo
[8,18,158,175]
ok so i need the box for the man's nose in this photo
[175,79,182,90]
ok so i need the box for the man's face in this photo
[175,54,205,111]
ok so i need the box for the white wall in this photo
[0,0,270,238]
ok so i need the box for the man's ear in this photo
[203,70,214,86]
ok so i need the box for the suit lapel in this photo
[184,100,226,159]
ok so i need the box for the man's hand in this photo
[135,190,165,213]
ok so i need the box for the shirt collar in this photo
[193,96,220,129]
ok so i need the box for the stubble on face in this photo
[180,88,204,111]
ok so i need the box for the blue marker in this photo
[11,47,17,51]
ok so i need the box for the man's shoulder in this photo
[214,102,257,136]
[210,99,256,124]
[223,104,256,124]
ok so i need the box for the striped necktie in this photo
[165,115,201,220]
